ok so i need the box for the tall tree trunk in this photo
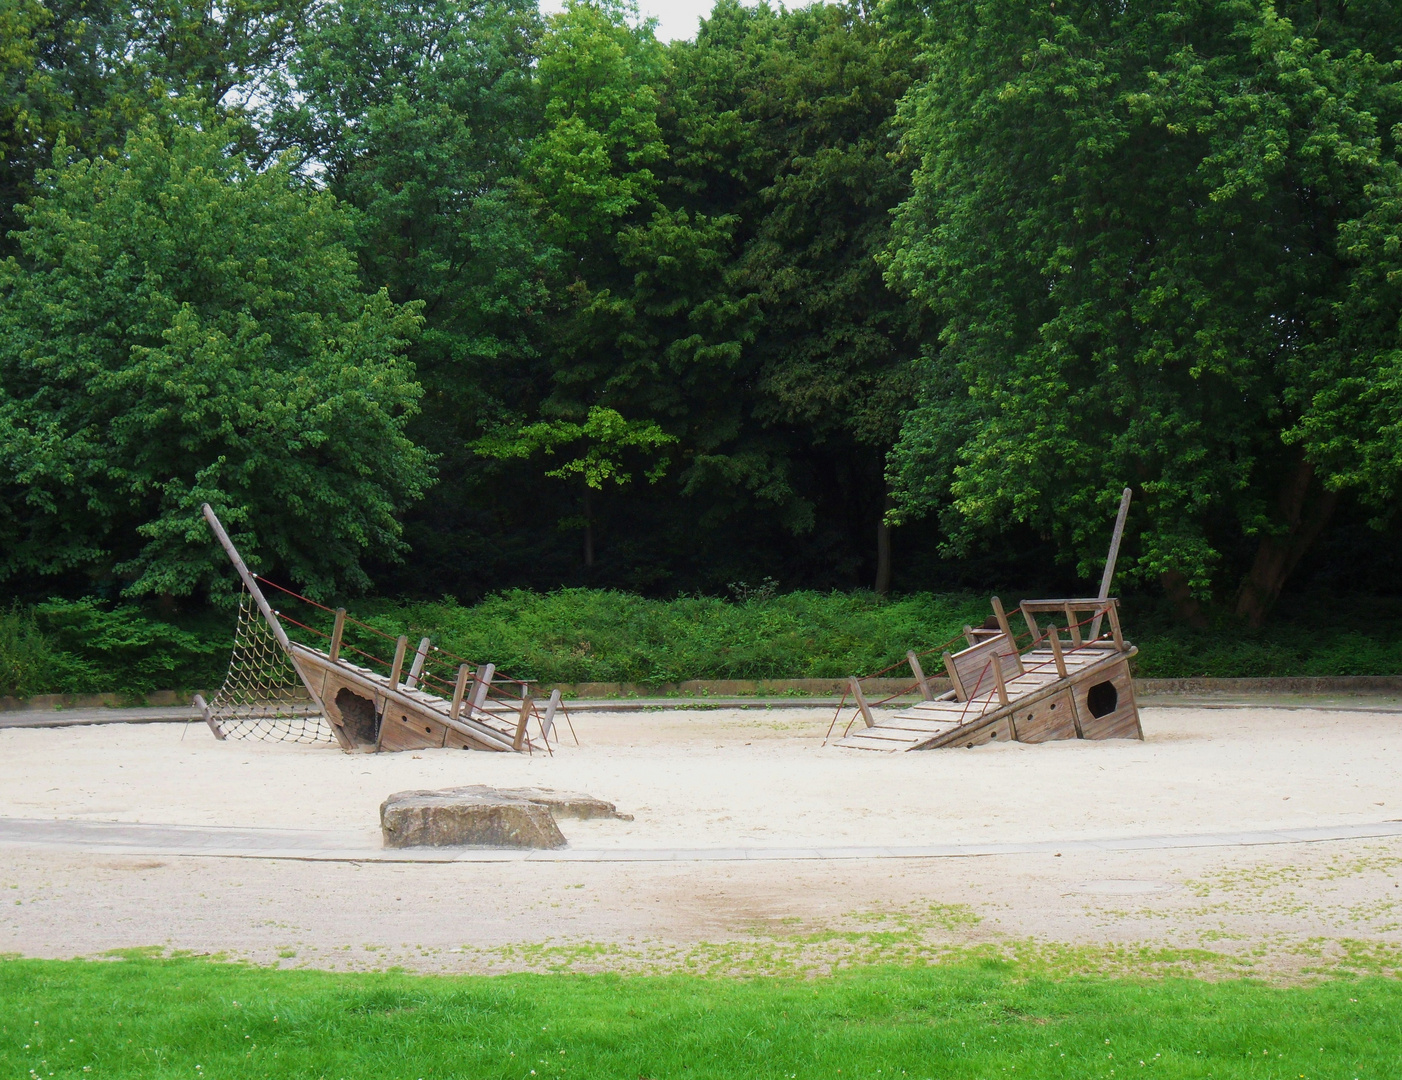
[1235,453,1337,626]
[874,492,894,595]
[1160,568,1208,628]
[582,484,594,569]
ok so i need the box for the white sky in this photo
[538,0,741,43]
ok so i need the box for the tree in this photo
[474,405,676,566]
[0,113,430,599]
[885,0,1402,623]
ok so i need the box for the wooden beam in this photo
[449,663,471,720]
[991,596,1014,642]
[1048,626,1068,678]
[907,651,933,701]
[942,650,968,702]
[1107,600,1126,652]
[388,635,408,691]
[1019,603,1041,645]
[405,636,431,690]
[1090,487,1132,640]
[849,676,875,728]
[513,693,533,751]
[468,662,495,718]
[1064,603,1082,647]
[962,624,978,647]
[540,689,562,742]
[990,655,1010,706]
[328,608,346,663]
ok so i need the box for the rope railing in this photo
[249,574,561,752]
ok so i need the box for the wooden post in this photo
[1089,487,1132,640]
[991,596,1014,642]
[1064,603,1082,647]
[942,651,968,701]
[388,635,408,690]
[513,693,533,751]
[540,689,562,742]
[848,676,875,728]
[193,693,224,740]
[200,504,291,651]
[1019,603,1041,645]
[328,608,346,663]
[907,651,933,701]
[962,624,978,647]
[1048,627,1068,678]
[990,656,1010,706]
[405,636,431,690]
[449,663,471,720]
[1106,600,1125,652]
[468,662,495,718]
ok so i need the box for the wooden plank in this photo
[468,662,495,718]
[1009,689,1077,743]
[378,705,449,752]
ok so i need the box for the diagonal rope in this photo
[204,589,335,744]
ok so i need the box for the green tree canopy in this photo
[885,0,1402,622]
[0,113,429,599]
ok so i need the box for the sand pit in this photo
[2,703,1400,974]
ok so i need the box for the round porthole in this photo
[1086,680,1118,718]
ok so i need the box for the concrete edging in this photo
[4,675,1402,715]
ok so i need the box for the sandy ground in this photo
[2,705,1401,975]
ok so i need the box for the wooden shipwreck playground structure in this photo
[829,490,1143,752]
[193,505,567,754]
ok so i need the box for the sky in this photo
[537,0,742,42]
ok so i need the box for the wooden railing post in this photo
[449,663,471,720]
[907,651,933,701]
[1106,600,1126,652]
[405,636,431,690]
[1048,627,1068,678]
[990,657,1010,706]
[513,693,533,751]
[848,676,875,728]
[468,662,495,718]
[991,596,1014,641]
[388,635,409,690]
[328,608,346,663]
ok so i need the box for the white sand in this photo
[2,705,1400,973]
[0,706,1398,848]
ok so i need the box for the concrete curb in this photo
[2,816,1400,864]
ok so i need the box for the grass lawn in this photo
[1,955,1399,1078]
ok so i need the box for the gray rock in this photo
[380,790,567,849]
[443,785,633,821]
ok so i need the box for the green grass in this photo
[0,954,1399,1078]
[4,588,1402,698]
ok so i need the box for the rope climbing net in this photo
[202,589,336,744]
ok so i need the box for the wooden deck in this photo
[835,642,1141,753]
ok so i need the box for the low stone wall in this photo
[6,675,1402,713]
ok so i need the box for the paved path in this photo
[2,816,1400,864]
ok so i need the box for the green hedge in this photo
[3,589,1399,698]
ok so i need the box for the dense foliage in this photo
[8,588,1402,697]
[3,0,1402,636]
